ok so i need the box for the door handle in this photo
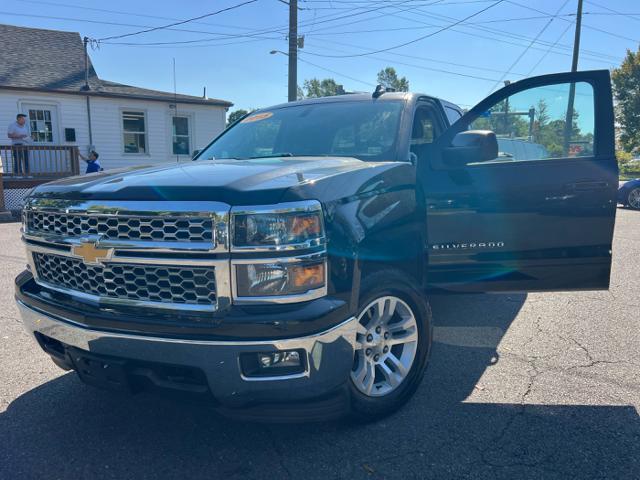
[565,181,609,191]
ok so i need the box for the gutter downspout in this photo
[86,96,93,146]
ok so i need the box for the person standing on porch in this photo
[7,113,31,175]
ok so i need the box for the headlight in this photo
[235,257,325,297]
[231,201,324,251]
[230,201,327,303]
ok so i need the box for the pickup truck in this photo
[15,70,618,421]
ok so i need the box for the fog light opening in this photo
[240,349,306,378]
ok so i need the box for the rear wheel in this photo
[349,270,432,421]
[626,187,640,210]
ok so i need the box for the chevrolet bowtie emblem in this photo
[72,241,113,265]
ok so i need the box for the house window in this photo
[122,111,147,153]
[28,108,54,143]
[172,116,190,155]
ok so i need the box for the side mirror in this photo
[192,149,201,160]
[442,130,498,168]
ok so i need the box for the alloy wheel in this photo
[628,187,640,209]
[351,296,419,397]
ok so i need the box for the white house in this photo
[0,24,232,211]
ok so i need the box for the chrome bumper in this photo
[17,300,358,407]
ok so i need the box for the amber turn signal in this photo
[291,214,322,237]
[290,262,325,288]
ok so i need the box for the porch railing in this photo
[0,145,80,179]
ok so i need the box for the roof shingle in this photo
[0,24,232,107]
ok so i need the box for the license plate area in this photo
[68,347,131,392]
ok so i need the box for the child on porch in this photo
[79,150,102,174]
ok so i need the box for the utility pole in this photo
[563,0,583,156]
[83,36,90,91]
[288,0,297,102]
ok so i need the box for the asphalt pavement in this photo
[1,209,638,479]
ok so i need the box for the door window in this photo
[470,82,595,162]
[172,116,191,155]
[27,108,55,143]
[444,106,462,125]
[410,106,437,160]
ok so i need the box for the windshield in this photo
[198,100,404,161]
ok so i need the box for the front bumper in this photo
[17,299,358,413]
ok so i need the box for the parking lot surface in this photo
[1,209,638,480]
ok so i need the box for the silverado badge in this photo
[72,241,113,265]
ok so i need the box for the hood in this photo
[30,157,411,205]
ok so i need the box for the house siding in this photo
[0,89,227,172]
[0,89,90,149]
[90,97,226,170]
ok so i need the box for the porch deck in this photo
[1,145,81,213]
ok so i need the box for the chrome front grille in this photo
[33,252,216,306]
[25,211,213,243]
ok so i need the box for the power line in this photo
[214,0,434,40]
[383,4,619,63]
[306,38,526,76]
[0,10,283,41]
[307,2,617,65]
[0,10,286,46]
[304,4,619,64]
[17,0,256,32]
[487,0,571,93]
[526,21,574,76]
[102,37,269,50]
[301,0,494,4]
[298,0,506,58]
[396,4,615,60]
[293,0,443,30]
[297,0,443,35]
[304,0,613,62]
[103,32,283,46]
[309,13,570,34]
[95,0,258,42]
[505,0,640,43]
[388,2,615,60]
[585,0,640,23]
[298,55,376,87]
[303,42,501,82]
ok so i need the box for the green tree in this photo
[473,100,529,138]
[612,48,640,153]
[376,67,409,92]
[534,98,550,127]
[227,109,250,126]
[299,78,344,98]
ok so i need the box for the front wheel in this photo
[626,187,640,210]
[349,270,433,421]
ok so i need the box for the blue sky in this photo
[2,0,637,112]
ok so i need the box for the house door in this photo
[22,104,65,175]
[23,104,59,144]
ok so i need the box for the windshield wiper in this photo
[247,153,294,159]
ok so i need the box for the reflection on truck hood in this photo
[29,157,411,205]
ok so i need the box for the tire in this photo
[348,269,433,421]
[626,187,640,210]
